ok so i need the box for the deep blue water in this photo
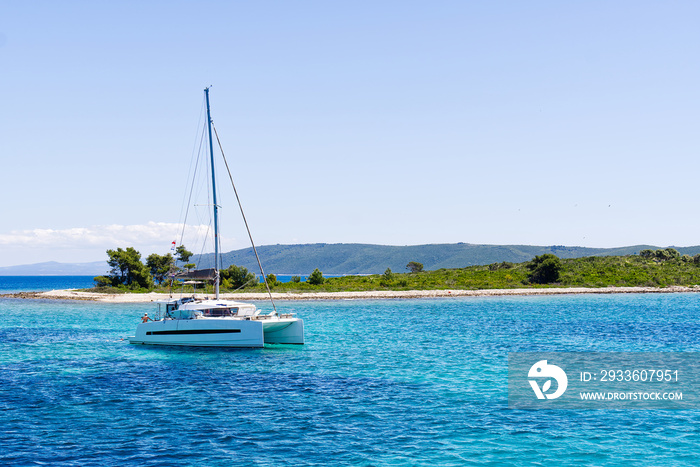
[0,275,96,293]
[0,275,347,292]
[1,291,700,465]
[0,275,354,294]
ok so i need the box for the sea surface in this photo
[0,275,345,294]
[2,278,700,465]
[0,275,96,294]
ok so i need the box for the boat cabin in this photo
[155,298,259,320]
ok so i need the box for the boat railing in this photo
[253,312,296,320]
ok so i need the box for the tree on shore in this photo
[640,248,681,262]
[380,268,395,287]
[640,249,654,259]
[175,245,193,265]
[308,268,324,285]
[265,274,279,287]
[96,247,153,289]
[526,254,562,284]
[220,264,257,289]
[146,253,175,285]
[406,261,424,273]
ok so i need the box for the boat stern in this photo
[263,317,304,344]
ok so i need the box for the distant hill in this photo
[0,261,109,276]
[190,243,700,275]
[6,243,700,276]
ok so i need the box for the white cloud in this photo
[2,222,180,247]
[0,221,235,260]
[0,220,255,267]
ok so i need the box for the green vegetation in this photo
[220,264,258,290]
[526,254,562,284]
[175,245,195,273]
[146,253,175,285]
[94,247,154,290]
[307,268,324,285]
[175,245,193,264]
[209,243,700,275]
[406,261,423,273]
[380,268,394,287]
[265,273,279,287]
[231,248,700,293]
[92,247,700,294]
[95,244,193,292]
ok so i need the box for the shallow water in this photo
[1,294,700,465]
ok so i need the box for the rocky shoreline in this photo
[2,286,699,303]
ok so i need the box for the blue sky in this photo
[1,1,699,267]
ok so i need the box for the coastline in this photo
[3,285,700,303]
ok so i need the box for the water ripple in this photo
[1,295,700,465]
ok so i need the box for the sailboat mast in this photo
[204,87,220,299]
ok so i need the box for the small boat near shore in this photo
[128,88,304,347]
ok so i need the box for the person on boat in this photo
[141,313,152,323]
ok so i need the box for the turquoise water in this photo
[2,293,700,465]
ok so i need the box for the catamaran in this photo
[128,88,304,347]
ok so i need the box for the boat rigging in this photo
[128,88,304,347]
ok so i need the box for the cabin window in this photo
[202,307,239,317]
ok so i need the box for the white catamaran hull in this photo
[129,317,304,347]
[263,318,304,344]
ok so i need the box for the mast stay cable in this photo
[179,123,207,248]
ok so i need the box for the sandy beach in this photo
[3,286,699,303]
